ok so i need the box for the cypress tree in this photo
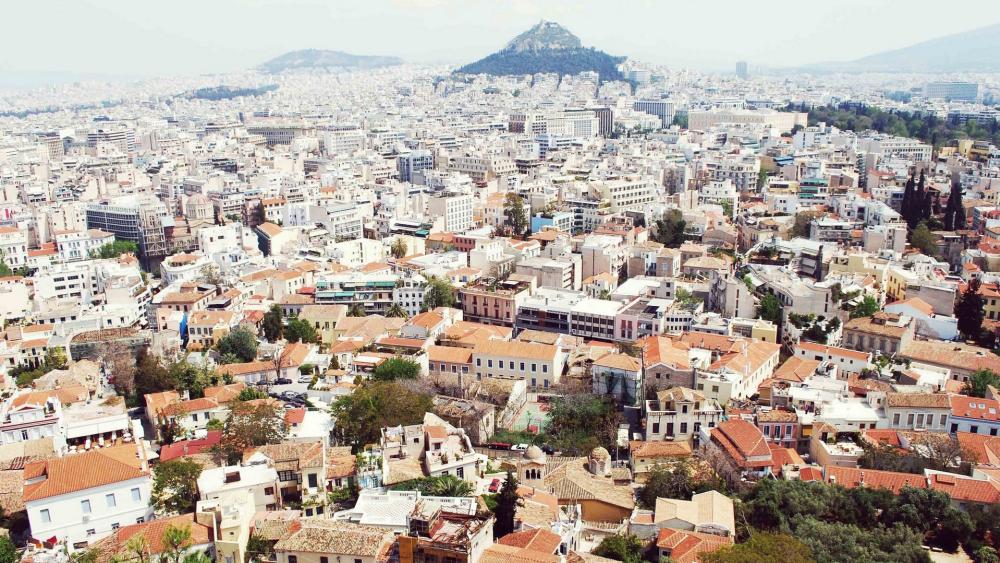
[944,175,965,231]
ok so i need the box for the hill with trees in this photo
[457,21,625,82]
[257,49,402,73]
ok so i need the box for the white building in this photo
[24,444,154,552]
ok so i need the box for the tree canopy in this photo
[216,327,257,362]
[963,369,1000,399]
[592,533,646,563]
[756,293,782,324]
[372,357,421,381]
[545,394,621,456]
[956,278,986,341]
[215,400,286,464]
[652,209,688,247]
[152,459,203,515]
[391,475,474,497]
[423,276,456,310]
[502,192,528,238]
[262,304,284,342]
[284,317,319,344]
[91,240,139,259]
[330,381,433,451]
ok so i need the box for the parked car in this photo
[510,443,529,451]
[275,377,293,385]
[486,441,512,450]
[298,374,313,383]
[488,478,501,493]
[541,444,556,455]
[255,380,270,386]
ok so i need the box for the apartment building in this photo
[644,387,723,444]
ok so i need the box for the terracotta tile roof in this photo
[284,408,306,425]
[203,382,246,404]
[928,473,1000,504]
[795,341,871,361]
[885,392,951,409]
[957,432,1000,466]
[428,345,473,364]
[950,395,1000,421]
[257,222,282,237]
[23,445,147,502]
[327,447,356,480]
[162,397,220,416]
[375,336,427,349]
[544,458,635,509]
[482,544,560,563]
[655,528,733,563]
[890,297,935,317]
[774,357,819,382]
[408,311,445,330]
[629,440,692,459]
[158,431,223,462]
[274,519,394,556]
[642,336,691,370]
[824,466,927,493]
[593,353,640,372]
[498,528,562,554]
[901,341,1000,374]
[474,340,557,362]
[144,390,181,416]
[92,513,212,561]
[710,419,771,469]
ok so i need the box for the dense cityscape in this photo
[3,9,1000,563]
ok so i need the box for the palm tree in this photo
[160,524,193,563]
[347,303,366,317]
[181,553,212,563]
[426,475,474,497]
[385,303,409,319]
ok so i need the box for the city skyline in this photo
[2,0,1000,87]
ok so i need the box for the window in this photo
[680,423,688,434]
[131,488,141,502]
[321,558,329,563]
[264,487,274,496]
[111,523,119,530]
[892,413,900,426]
[81,500,92,514]
[972,425,980,434]
[542,365,548,373]
[652,422,659,434]
[288,556,298,563]
[907,414,914,426]
[308,473,318,488]
[87,529,95,537]
[40,509,51,523]
[106,493,116,508]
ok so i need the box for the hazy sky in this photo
[2,0,999,78]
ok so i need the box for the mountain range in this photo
[456,21,625,82]
[257,49,402,73]
[804,22,1000,73]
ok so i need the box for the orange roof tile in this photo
[23,445,147,501]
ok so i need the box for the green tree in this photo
[261,304,284,342]
[957,278,986,341]
[910,222,938,256]
[653,209,687,247]
[330,381,433,451]
[391,474,474,497]
[0,254,11,277]
[757,168,768,191]
[975,546,1000,563]
[637,462,695,509]
[245,534,273,563]
[944,175,966,231]
[850,295,880,319]
[372,357,421,381]
[91,240,139,259]
[347,303,366,317]
[216,327,257,362]
[502,192,528,237]
[756,293,782,323]
[493,470,521,538]
[963,369,1000,399]
[0,536,17,563]
[284,318,319,343]
[390,238,407,259]
[161,524,194,563]
[236,387,269,401]
[216,400,286,464]
[385,302,409,318]
[592,533,646,563]
[152,459,203,514]
[546,394,621,456]
[45,346,68,370]
[422,276,455,310]
[702,532,814,563]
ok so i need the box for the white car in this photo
[510,443,529,451]
[299,374,313,383]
